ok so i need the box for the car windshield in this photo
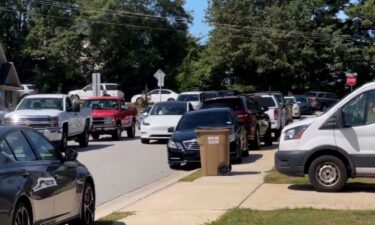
[177,111,233,131]
[285,97,296,103]
[150,103,187,115]
[17,98,63,110]
[106,84,119,91]
[296,96,308,102]
[142,106,152,114]
[177,94,199,101]
[83,99,119,110]
[201,99,243,111]
[205,92,218,99]
[252,97,276,107]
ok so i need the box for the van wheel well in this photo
[16,196,33,222]
[304,150,352,177]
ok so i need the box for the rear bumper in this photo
[275,150,307,177]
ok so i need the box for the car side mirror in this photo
[168,127,175,133]
[142,112,148,117]
[261,106,269,112]
[73,101,81,112]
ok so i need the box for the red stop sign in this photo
[346,76,357,86]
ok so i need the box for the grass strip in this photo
[179,170,202,182]
[206,208,375,225]
[96,212,134,225]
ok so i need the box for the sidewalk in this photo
[117,147,375,225]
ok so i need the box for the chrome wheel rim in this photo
[14,206,30,225]
[316,163,340,187]
[83,186,95,225]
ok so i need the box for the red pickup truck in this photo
[83,96,138,140]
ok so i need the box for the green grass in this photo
[264,167,375,185]
[95,212,134,225]
[205,208,375,225]
[179,170,202,182]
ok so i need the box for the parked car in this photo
[131,89,178,104]
[0,126,95,225]
[138,105,152,129]
[276,82,375,192]
[201,96,272,149]
[177,91,206,110]
[250,94,287,139]
[284,96,301,118]
[305,91,339,111]
[68,83,124,101]
[204,91,219,100]
[18,84,39,98]
[3,94,92,150]
[140,101,193,144]
[285,95,313,115]
[168,108,248,169]
[83,96,137,140]
[218,90,239,97]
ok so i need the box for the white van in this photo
[276,82,375,192]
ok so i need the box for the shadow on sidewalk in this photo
[258,144,278,151]
[288,183,375,193]
[241,154,263,164]
[71,144,114,152]
[229,171,261,176]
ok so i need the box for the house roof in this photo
[0,43,21,88]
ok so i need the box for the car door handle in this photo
[20,171,29,177]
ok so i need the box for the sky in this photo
[184,0,211,42]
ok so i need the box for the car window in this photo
[149,90,159,95]
[25,131,59,160]
[106,84,118,91]
[201,99,244,111]
[177,94,199,101]
[0,139,16,160]
[252,97,276,108]
[66,97,73,112]
[161,90,171,94]
[317,93,325,98]
[150,103,187,115]
[342,93,367,127]
[246,99,257,111]
[83,85,93,91]
[326,93,337,99]
[366,91,375,125]
[5,131,36,161]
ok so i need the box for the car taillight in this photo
[274,109,279,120]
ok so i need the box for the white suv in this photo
[68,83,124,101]
[250,94,287,138]
[131,89,178,104]
[177,91,205,110]
[18,84,38,98]
[276,82,375,192]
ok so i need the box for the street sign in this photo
[346,76,357,87]
[92,73,101,97]
[154,69,166,87]
[345,72,358,77]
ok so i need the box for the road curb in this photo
[95,169,198,220]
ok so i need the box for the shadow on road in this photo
[71,144,114,152]
[258,144,278,151]
[95,221,126,225]
[91,136,141,142]
[288,183,375,193]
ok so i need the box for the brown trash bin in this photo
[196,127,231,176]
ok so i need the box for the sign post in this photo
[92,73,101,97]
[345,72,358,92]
[153,69,166,102]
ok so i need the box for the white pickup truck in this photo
[3,94,92,151]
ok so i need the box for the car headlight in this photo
[168,139,184,150]
[284,125,310,140]
[50,117,59,127]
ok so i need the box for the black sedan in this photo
[167,108,248,169]
[0,126,95,225]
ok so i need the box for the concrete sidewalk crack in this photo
[236,182,264,208]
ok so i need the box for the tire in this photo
[308,155,347,192]
[60,126,68,152]
[249,128,261,150]
[273,129,281,140]
[12,201,32,225]
[169,164,181,170]
[91,133,99,140]
[136,97,144,105]
[71,95,80,101]
[79,122,90,147]
[127,120,136,138]
[141,139,150,144]
[264,126,273,146]
[69,182,95,225]
[112,123,122,140]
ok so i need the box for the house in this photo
[0,43,21,109]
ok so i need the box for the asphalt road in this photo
[69,131,178,206]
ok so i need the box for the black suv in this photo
[305,91,339,111]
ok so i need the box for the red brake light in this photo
[274,109,279,120]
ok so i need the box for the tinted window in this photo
[252,97,276,107]
[317,93,326,98]
[66,97,73,112]
[150,103,187,115]
[201,99,244,111]
[25,131,58,160]
[83,85,92,91]
[295,96,308,102]
[18,98,63,110]
[149,90,159,95]
[142,106,152,114]
[285,97,296,104]
[161,90,171,94]
[177,111,233,131]
[205,92,218,99]
[5,131,36,161]
[177,94,200,101]
[83,99,119,110]
[305,92,317,97]
[366,91,375,125]
[342,93,367,127]
[106,84,118,91]
[326,93,337,99]
[0,139,15,160]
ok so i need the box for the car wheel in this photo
[91,133,99,140]
[13,201,32,225]
[127,120,136,138]
[136,97,144,105]
[308,155,347,192]
[264,126,273,146]
[112,123,122,140]
[249,128,261,150]
[60,127,68,152]
[169,164,181,170]
[141,139,150,144]
[79,122,89,147]
[71,95,80,101]
[69,182,95,225]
